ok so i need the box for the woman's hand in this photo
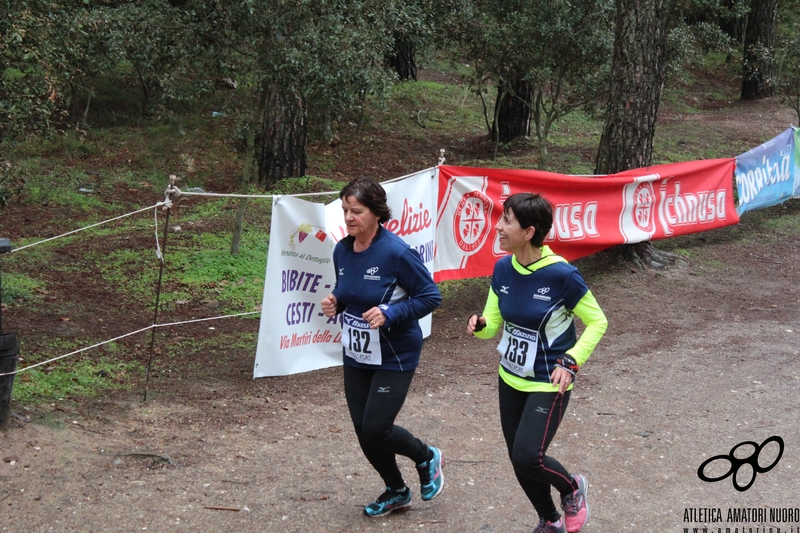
[321,294,338,318]
[550,366,574,395]
[466,314,486,335]
[362,307,385,329]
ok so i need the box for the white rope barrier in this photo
[0,310,261,377]
[1,170,435,383]
[1,325,153,376]
[167,167,437,200]
[156,310,260,328]
[9,203,164,253]
[174,189,339,199]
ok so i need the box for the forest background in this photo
[1,1,800,532]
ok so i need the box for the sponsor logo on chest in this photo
[364,266,381,281]
[533,287,551,301]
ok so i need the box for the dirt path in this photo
[3,74,800,532]
[2,199,800,533]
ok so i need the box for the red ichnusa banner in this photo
[434,159,738,282]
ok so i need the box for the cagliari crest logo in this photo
[632,182,656,233]
[620,177,658,244]
[454,190,493,253]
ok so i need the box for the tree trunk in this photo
[257,90,308,186]
[493,77,532,144]
[81,90,92,128]
[386,34,417,81]
[134,64,153,125]
[532,89,554,170]
[740,0,778,100]
[491,89,505,160]
[356,88,367,134]
[596,0,675,175]
[716,0,748,44]
[231,84,268,255]
[595,0,678,269]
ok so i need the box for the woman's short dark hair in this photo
[503,193,553,247]
[339,177,392,224]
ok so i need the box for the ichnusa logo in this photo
[619,175,730,244]
[697,436,783,492]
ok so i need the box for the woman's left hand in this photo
[550,366,574,395]
[321,293,338,318]
[363,307,385,329]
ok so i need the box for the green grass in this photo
[1,272,46,304]
[80,220,268,312]
[437,277,490,301]
[13,356,141,403]
[653,112,760,164]
[93,247,157,300]
[172,231,268,312]
[763,208,800,234]
[380,80,489,138]
[417,49,474,79]
[153,332,258,377]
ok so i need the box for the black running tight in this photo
[498,376,579,522]
[343,365,431,491]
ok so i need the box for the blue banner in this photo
[795,127,800,196]
[735,127,795,215]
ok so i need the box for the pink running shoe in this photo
[532,518,566,533]
[561,474,590,532]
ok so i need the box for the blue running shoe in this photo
[364,487,412,517]
[416,446,444,501]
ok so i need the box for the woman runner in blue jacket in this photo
[321,177,443,517]
[467,193,607,533]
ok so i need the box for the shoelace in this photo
[562,491,581,513]
[416,461,432,484]
[533,518,562,533]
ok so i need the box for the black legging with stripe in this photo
[343,365,432,491]
[498,376,579,522]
